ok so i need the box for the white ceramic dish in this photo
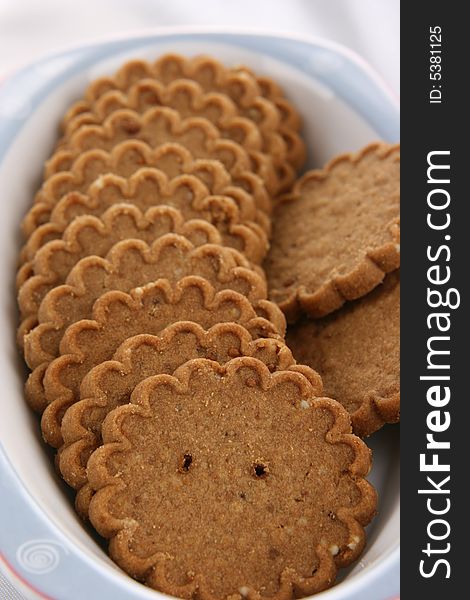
[0,29,399,600]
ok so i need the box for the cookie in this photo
[22,141,271,238]
[86,55,295,125]
[59,99,264,155]
[17,175,268,315]
[44,107,279,194]
[18,192,269,321]
[20,234,267,359]
[86,357,376,598]
[265,143,400,322]
[18,201,267,320]
[59,78,293,189]
[223,66,304,166]
[150,55,306,178]
[25,273,284,407]
[252,74,302,131]
[71,55,305,181]
[58,321,296,512]
[36,276,286,447]
[286,271,400,437]
[19,168,271,268]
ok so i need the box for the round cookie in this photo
[26,275,285,447]
[58,320,298,517]
[18,175,271,313]
[63,54,306,190]
[19,166,271,269]
[17,201,269,325]
[265,143,400,322]
[85,54,301,134]
[286,271,400,437]
[20,233,266,353]
[87,357,376,598]
[58,78,294,190]
[22,141,271,239]
[43,106,279,195]
[22,238,271,411]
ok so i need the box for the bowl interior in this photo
[0,35,399,599]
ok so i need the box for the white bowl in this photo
[0,29,399,600]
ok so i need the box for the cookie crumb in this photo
[329,544,340,556]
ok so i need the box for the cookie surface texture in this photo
[287,271,400,437]
[18,202,265,320]
[58,321,297,515]
[59,77,297,189]
[64,55,305,189]
[19,167,270,267]
[44,106,279,195]
[20,235,266,362]
[265,143,400,321]
[87,357,376,598]
[33,276,284,447]
[22,143,271,239]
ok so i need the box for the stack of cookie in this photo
[17,55,388,599]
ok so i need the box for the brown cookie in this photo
[85,55,299,130]
[20,234,267,358]
[58,321,298,516]
[150,55,305,177]
[35,276,286,447]
[69,55,305,184]
[59,78,295,191]
[87,357,376,598]
[265,143,400,322]
[18,201,269,324]
[58,102,263,155]
[19,168,271,268]
[225,65,304,163]
[22,141,271,238]
[44,107,279,195]
[21,209,181,319]
[252,73,302,130]
[286,271,400,437]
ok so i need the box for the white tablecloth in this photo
[0,1,399,598]
[0,0,399,94]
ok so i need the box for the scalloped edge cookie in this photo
[67,54,305,178]
[58,320,296,500]
[20,233,267,357]
[18,195,269,320]
[19,167,271,267]
[286,271,400,437]
[22,141,271,239]
[35,276,285,447]
[86,357,376,598]
[59,78,293,184]
[45,106,279,195]
[265,143,400,322]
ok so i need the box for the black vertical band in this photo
[401,2,466,597]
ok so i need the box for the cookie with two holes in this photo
[86,356,376,599]
[58,319,295,517]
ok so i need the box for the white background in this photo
[0,1,399,598]
[0,0,399,94]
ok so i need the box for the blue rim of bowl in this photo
[0,28,400,600]
[0,26,399,160]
